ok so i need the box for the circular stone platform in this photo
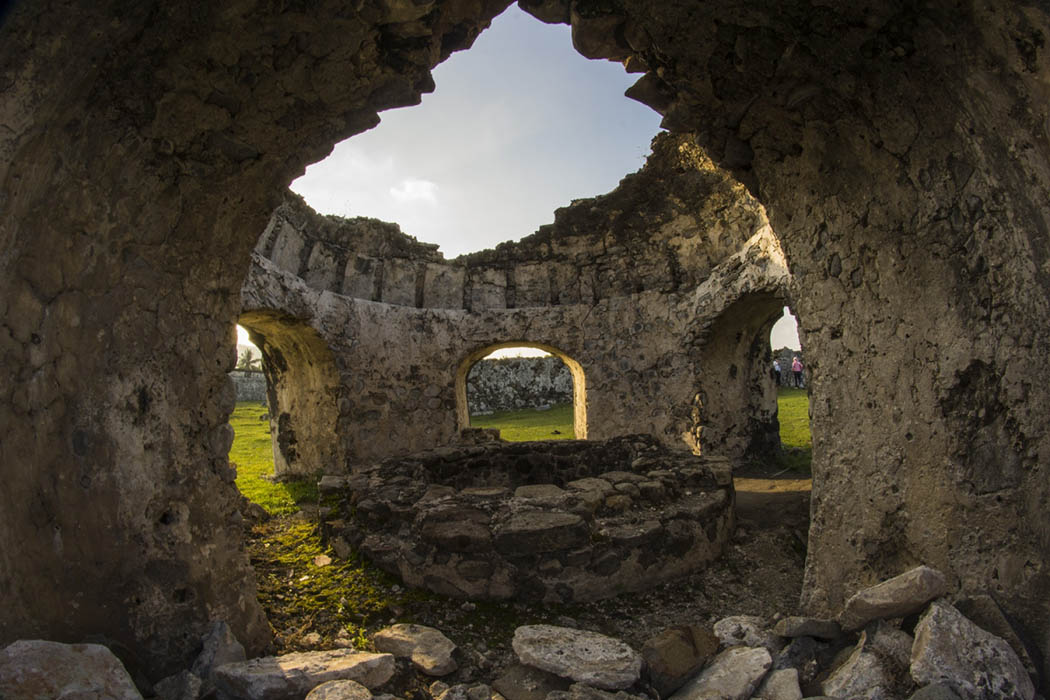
[320,435,735,603]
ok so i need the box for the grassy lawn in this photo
[470,402,575,441]
[229,402,317,515]
[776,386,812,473]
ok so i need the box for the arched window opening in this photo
[456,343,587,441]
[226,313,344,516]
[770,307,812,473]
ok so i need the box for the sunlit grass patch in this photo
[776,387,811,473]
[470,402,574,441]
[229,402,317,515]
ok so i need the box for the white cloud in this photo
[390,178,439,203]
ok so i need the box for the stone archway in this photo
[455,342,587,440]
[238,311,344,479]
[693,292,788,461]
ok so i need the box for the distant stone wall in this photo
[230,370,267,403]
[467,356,572,414]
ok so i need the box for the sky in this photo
[290,5,662,259]
[245,4,801,353]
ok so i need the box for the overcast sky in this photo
[264,4,800,351]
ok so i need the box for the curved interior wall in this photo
[2,0,1049,684]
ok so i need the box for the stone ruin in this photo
[321,435,734,603]
[2,0,1050,690]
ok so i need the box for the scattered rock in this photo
[191,620,247,680]
[0,639,143,700]
[492,663,571,700]
[821,621,913,699]
[305,679,374,699]
[640,625,718,697]
[373,623,458,676]
[669,645,772,700]
[910,600,1034,700]
[955,594,1040,687]
[154,669,203,700]
[512,625,643,690]
[547,683,648,700]
[908,683,964,700]
[772,616,841,640]
[839,566,948,631]
[213,650,395,700]
[435,683,492,700]
[753,667,803,700]
[713,615,783,653]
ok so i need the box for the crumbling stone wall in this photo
[242,136,788,472]
[3,0,1050,685]
[230,370,267,403]
[466,356,573,415]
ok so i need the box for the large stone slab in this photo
[373,623,457,676]
[669,646,772,700]
[512,625,643,690]
[822,621,913,699]
[839,566,948,631]
[0,639,143,700]
[753,668,802,700]
[910,600,1034,700]
[641,625,719,697]
[492,663,571,700]
[305,679,374,699]
[494,512,589,554]
[192,620,247,680]
[213,650,395,700]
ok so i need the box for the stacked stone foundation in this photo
[321,435,734,603]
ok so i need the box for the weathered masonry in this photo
[241,133,787,475]
[2,0,1049,686]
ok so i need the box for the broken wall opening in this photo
[457,342,586,441]
[693,292,787,462]
[238,311,344,479]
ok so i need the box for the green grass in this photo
[776,386,812,473]
[229,402,317,515]
[470,402,574,441]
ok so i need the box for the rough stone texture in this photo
[231,369,268,403]
[641,625,719,697]
[909,685,964,700]
[191,620,247,681]
[372,624,457,676]
[492,663,572,700]
[322,436,734,601]
[911,600,1035,700]
[839,567,949,631]
[212,650,395,700]
[821,621,914,699]
[668,645,772,700]
[754,668,803,700]
[0,640,143,700]
[242,137,787,475]
[511,625,643,690]
[467,356,573,414]
[153,670,203,700]
[772,617,842,641]
[305,679,374,700]
[954,594,1041,688]
[3,0,1050,686]
[714,615,784,653]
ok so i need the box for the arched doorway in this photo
[455,342,587,440]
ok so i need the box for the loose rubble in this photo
[1,566,1042,700]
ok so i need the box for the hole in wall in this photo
[769,306,812,474]
[288,4,663,258]
[466,345,575,440]
[456,342,587,441]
